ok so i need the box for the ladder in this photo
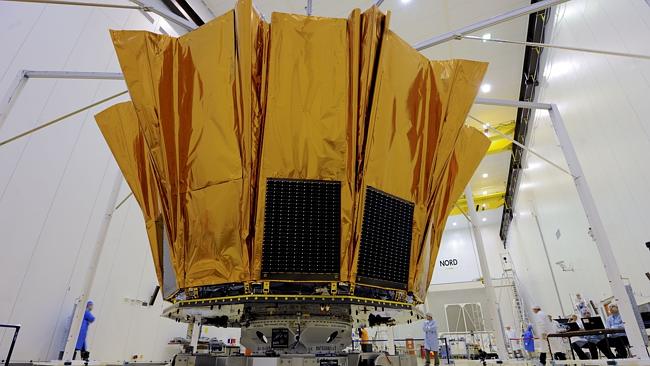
[505,267,528,332]
[499,252,528,333]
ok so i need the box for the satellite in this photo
[95,0,489,363]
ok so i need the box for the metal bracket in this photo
[330,282,338,295]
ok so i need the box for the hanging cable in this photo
[454,203,472,224]
[0,90,128,148]
[460,35,650,61]
[467,114,573,177]
[115,192,134,210]
[1,0,141,9]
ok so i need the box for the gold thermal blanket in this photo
[97,0,490,301]
[96,102,163,286]
[252,11,361,280]
[108,3,267,288]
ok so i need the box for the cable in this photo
[467,114,573,177]
[0,9,102,354]
[114,192,134,211]
[0,90,128,147]
[0,0,141,9]
[461,35,650,61]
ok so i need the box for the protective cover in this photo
[349,30,488,298]
[95,102,163,287]
[109,2,268,288]
[98,0,489,303]
[412,126,491,297]
[251,12,360,280]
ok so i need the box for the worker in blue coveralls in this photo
[75,300,95,361]
[423,313,439,365]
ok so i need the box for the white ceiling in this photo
[471,151,511,196]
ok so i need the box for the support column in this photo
[531,207,566,316]
[188,319,201,353]
[548,104,649,359]
[62,172,123,360]
[0,70,28,130]
[464,185,508,360]
[386,326,395,355]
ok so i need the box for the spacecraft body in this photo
[96,0,489,356]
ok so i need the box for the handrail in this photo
[0,323,21,366]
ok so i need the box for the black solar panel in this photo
[262,178,341,280]
[357,187,414,289]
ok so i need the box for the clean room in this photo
[1,0,649,365]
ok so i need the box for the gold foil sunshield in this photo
[98,0,490,302]
[252,13,359,280]
[110,9,259,288]
[95,102,163,286]
[349,26,488,299]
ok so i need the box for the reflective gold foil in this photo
[412,126,491,298]
[356,6,389,184]
[111,9,260,287]
[235,0,269,271]
[351,29,439,293]
[95,102,163,286]
[409,60,489,299]
[252,12,359,279]
[349,29,488,298]
[100,1,490,301]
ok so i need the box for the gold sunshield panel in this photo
[252,12,359,282]
[109,3,268,290]
[95,102,163,287]
[97,0,490,305]
[350,28,489,299]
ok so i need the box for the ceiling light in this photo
[482,190,488,195]
[482,217,487,222]
[480,83,491,93]
[482,173,488,178]
[452,222,457,226]
[401,0,411,3]
[482,203,487,208]
[481,33,491,42]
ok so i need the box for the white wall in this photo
[432,210,508,285]
[0,2,192,362]
[506,0,650,318]
[395,209,519,340]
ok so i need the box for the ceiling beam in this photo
[129,0,196,31]
[412,0,571,51]
[475,97,551,110]
[462,35,650,61]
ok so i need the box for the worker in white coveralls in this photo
[531,305,554,365]
[423,313,439,365]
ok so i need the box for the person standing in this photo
[75,301,95,361]
[359,327,372,353]
[523,324,535,356]
[423,314,439,365]
[531,305,554,365]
